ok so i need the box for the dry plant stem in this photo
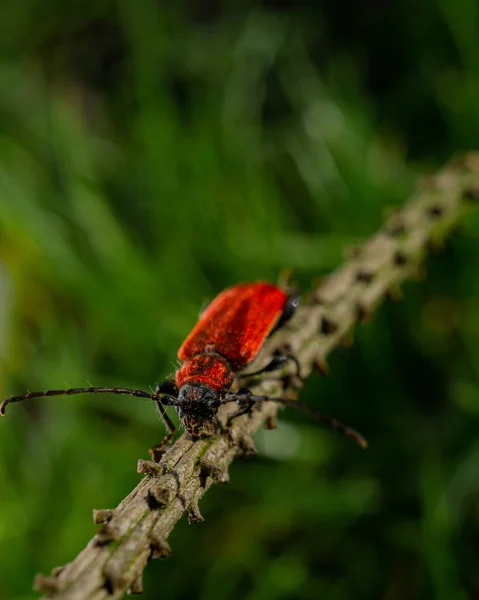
[36,154,479,599]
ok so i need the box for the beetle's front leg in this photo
[225,388,255,427]
[149,381,179,462]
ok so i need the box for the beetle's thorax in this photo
[175,352,235,437]
[175,352,234,394]
[175,353,234,438]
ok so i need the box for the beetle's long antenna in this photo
[222,393,367,449]
[0,387,158,416]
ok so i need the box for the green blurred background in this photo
[1,1,479,599]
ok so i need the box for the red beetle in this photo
[0,281,366,456]
[169,282,299,437]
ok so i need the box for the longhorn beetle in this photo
[0,281,367,459]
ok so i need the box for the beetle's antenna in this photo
[222,393,367,449]
[0,387,158,416]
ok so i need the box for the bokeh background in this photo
[1,2,479,599]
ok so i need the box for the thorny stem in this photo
[24,153,479,599]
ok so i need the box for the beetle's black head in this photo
[176,383,220,438]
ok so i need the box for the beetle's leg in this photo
[270,291,300,335]
[149,402,176,462]
[226,404,254,425]
[242,351,301,379]
[148,382,179,462]
[225,388,256,426]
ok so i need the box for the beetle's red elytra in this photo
[0,281,367,457]
[178,283,289,373]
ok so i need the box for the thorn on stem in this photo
[393,250,408,266]
[33,574,60,593]
[150,533,172,559]
[93,509,114,525]
[199,460,227,487]
[137,459,164,477]
[357,304,372,324]
[385,220,406,237]
[320,316,339,336]
[463,187,479,202]
[237,436,257,459]
[426,204,444,218]
[340,330,355,347]
[265,415,278,430]
[128,574,144,595]
[219,470,230,483]
[187,500,205,524]
[95,523,118,546]
[314,358,329,375]
[355,269,375,284]
[146,485,171,510]
[51,565,65,578]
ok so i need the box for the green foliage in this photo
[0,2,478,599]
